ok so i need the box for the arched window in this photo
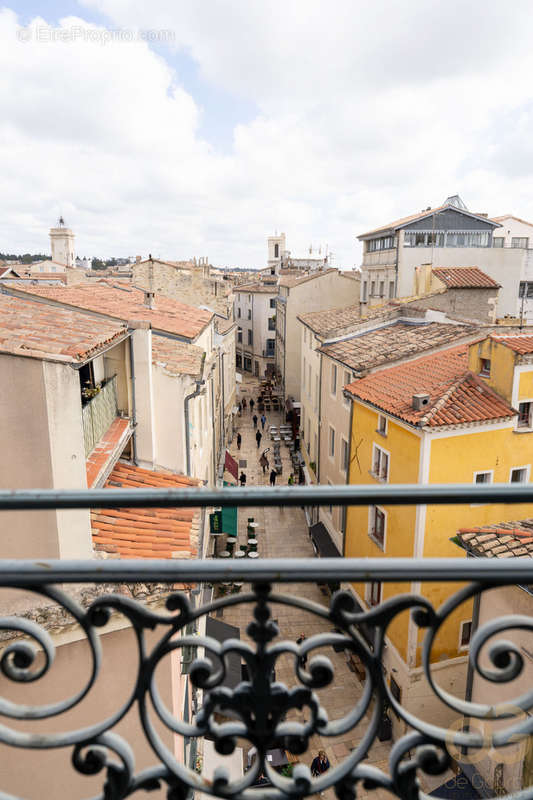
[274,243,279,258]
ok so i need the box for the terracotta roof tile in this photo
[0,293,127,363]
[91,462,201,560]
[235,282,278,294]
[345,344,515,427]
[86,417,132,487]
[5,282,212,341]
[432,267,500,289]
[278,269,337,288]
[490,333,533,354]
[299,304,361,337]
[457,519,533,559]
[152,336,204,377]
[319,321,477,374]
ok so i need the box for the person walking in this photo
[239,471,247,486]
[311,751,330,778]
[253,414,258,428]
[256,429,262,449]
[288,473,294,485]
[249,398,255,413]
[260,413,266,430]
[238,401,242,416]
[259,452,269,474]
[237,432,242,450]
[269,469,277,487]
[242,397,247,411]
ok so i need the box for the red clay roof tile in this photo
[432,267,500,289]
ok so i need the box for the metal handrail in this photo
[0,481,532,509]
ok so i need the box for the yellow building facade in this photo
[345,333,533,731]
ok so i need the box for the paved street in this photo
[218,376,395,799]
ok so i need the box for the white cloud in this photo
[3,2,533,265]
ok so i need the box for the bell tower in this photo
[267,232,286,274]
[49,216,75,267]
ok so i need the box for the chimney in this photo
[135,255,141,263]
[412,393,430,411]
[143,290,155,309]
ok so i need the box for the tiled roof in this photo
[320,322,478,375]
[432,267,500,289]
[457,520,533,559]
[279,269,337,288]
[299,304,361,337]
[86,417,132,488]
[91,462,201,559]
[358,204,498,239]
[215,317,235,335]
[491,215,533,227]
[152,335,204,377]
[490,333,533,354]
[235,282,278,293]
[6,283,213,341]
[345,344,515,427]
[0,292,127,362]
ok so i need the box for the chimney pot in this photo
[412,393,430,411]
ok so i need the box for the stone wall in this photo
[411,287,498,323]
[133,261,232,317]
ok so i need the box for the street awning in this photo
[310,522,342,558]
[205,617,241,690]
[224,450,238,480]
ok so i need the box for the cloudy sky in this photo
[2,1,533,267]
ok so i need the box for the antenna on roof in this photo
[58,216,65,227]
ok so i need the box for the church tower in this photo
[267,232,286,274]
[49,217,75,267]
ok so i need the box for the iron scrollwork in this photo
[0,578,532,799]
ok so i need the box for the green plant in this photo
[281,764,294,778]
[309,461,316,474]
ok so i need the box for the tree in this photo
[91,258,106,270]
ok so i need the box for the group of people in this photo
[236,391,296,488]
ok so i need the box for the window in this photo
[474,471,492,484]
[512,237,529,249]
[518,402,532,428]
[370,281,376,296]
[519,282,533,298]
[236,353,242,368]
[237,327,242,343]
[366,236,396,252]
[274,243,279,258]
[266,338,275,356]
[379,280,384,297]
[248,294,252,301]
[270,298,276,308]
[493,237,505,248]
[369,506,386,549]
[268,317,276,330]
[244,356,252,372]
[404,230,489,248]
[247,329,253,346]
[329,426,335,458]
[237,307,241,318]
[479,358,491,377]
[331,364,337,395]
[366,581,381,607]
[362,281,368,302]
[377,414,387,435]
[460,620,472,649]
[372,444,389,481]
[510,466,529,483]
[388,280,395,299]
[343,371,351,407]
[341,438,349,472]
[247,309,251,320]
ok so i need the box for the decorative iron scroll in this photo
[1,577,532,800]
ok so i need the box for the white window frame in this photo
[341,437,349,473]
[371,443,390,482]
[368,505,386,551]
[510,465,531,483]
[331,364,337,396]
[328,425,336,460]
[365,581,382,607]
[459,620,472,650]
[517,399,533,431]
[471,470,493,506]
[377,414,388,436]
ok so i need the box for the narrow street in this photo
[218,375,395,800]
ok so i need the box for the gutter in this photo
[127,332,139,465]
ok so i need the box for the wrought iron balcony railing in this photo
[1,483,533,800]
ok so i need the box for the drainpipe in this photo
[343,393,355,557]
[220,349,226,448]
[317,348,323,481]
[127,331,138,465]
[210,367,216,485]
[184,380,205,477]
